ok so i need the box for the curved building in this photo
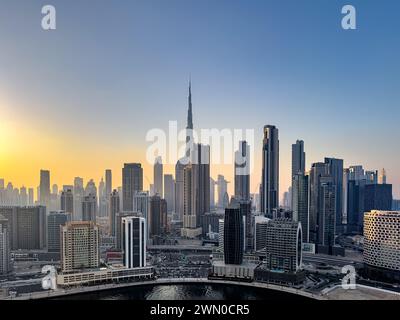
[364,210,400,282]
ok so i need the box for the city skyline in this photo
[1,0,400,199]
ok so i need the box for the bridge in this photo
[2,278,324,300]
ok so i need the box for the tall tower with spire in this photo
[186,79,194,157]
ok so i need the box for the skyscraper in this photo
[0,206,47,250]
[122,216,146,268]
[73,177,84,221]
[234,140,251,201]
[324,158,344,229]
[181,144,210,238]
[261,125,279,216]
[122,163,143,211]
[105,169,112,218]
[133,191,150,221]
[309,162,328,243]
[47,211,70,253]
[217,175,229,209]
[378,168,387,184]
[292,174,309,243]
[210,177,216,209]
[149,195,167,238]
[175,160,185,221]
[364,184,393,214]
[224,207,244,265]
[39,169,50,209]
[20,186,27,206]
[292,140,305,177]
[28,188,34,205]
[105,169,112,199]
[164,174,175,213]
[186,79,194,157]
[60,221,99,273]
[153,157,163,198]
[82,194,97,222]
[0,214,11,276]
[61,188,74,218]
[109,189,120,237]
[365,170,378,184]
[317,176,336,254]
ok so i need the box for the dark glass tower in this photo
[261,125,279,216]
[224,207,244,265]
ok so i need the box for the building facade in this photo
[60,221,100,273]
[122,216,146,268]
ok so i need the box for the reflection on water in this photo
[61,283,309,301]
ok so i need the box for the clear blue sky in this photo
[1,0,399,198]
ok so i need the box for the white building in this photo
[122,216,146,268]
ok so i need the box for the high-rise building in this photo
[164,174,175,213]
[153,157,163,198]
[309,162,328,243]
[175,160,185,221]
[217,175,229,209]
[364,211,400,282]
[133,191,150,221]
[234,140,250,201]
[317,176,336,254]
[82,194,97,222]
[365,170,378,185]
[47,211,70,253]
[264,219,302,273]
[0,206,46,250]
[292,174,309,243]
[60,221,99,273]
[261,125,279,216]
[28,188,34,205]
[231,197,253,252]
[181,144,210,238]
[324,158,344,228]
[0,214,11,276]
[186,79,194,157]
[39,169,50,209]
[105,169,112,199]
[210,177,216,209]
[115,211,136,250]
[349,165,365,181]
[291,140,305,213]
[218,219,224,252]
[133,191,150,239]
[378,168,387,184]
[224,207,244,265]
[98,177,107,217]
[292,140,305,177]
[20,186,27,206]
[364,184,392,213]
[149,195,167,238]
[122,163,143,211]
[122,216,146,268]
[254,215,270,252]
[73,177,84,221]
[60,188,74,218]
[85,179,97,197]
[109,189,120,237]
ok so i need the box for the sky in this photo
[0,0,399,200]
